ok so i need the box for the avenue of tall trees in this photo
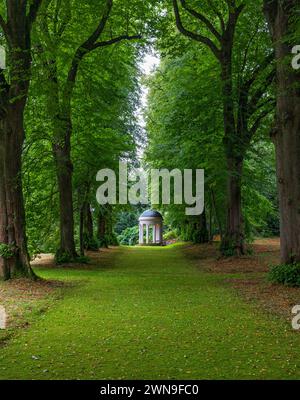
[0,0,299,280]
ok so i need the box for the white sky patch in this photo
[141,53,160,75]
[140,53,160,112]
[136,51,160,159]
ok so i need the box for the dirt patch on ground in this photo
[0,278,66,332]
[0,247,120,338]
[183,238,281,273]
[184,238,300,322]
[32,247,120,270]
[228,277,300,322]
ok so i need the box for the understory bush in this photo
[268,263,300,287]
[164,229,178,241]
[118,226,139,246]
[99,233,119,248]
[83,234,99,251]
[55,250,89,265]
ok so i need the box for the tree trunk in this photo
[0,1,41,280]
[194,209,209,244]
[84,203,94,243]
[208,195,213,243]
[210,187,223,240]
[53,141,77,262]
[221,158,245,256]
[220,56,245,256]
[79,205,84,257]
[0,124,9,279]
[0,111,34,279]
[82,202,97,251]
[264,0,300,263]
[97,211,108,248]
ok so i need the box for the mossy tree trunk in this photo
[264,0,300,264]
[0,1,41,280]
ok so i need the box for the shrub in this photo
[268,263,300,287]
[55,250,89,265]
[83,234,99,251]
[164,230,178,241]
[99,233,119,248]
[118,226,139,246]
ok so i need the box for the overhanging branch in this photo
[91,34,141,50]
[250,105,274,135]
[207,2,225,33]
[179,0,222,42]
[67,0,113,84]
[172,0,221,60]
[244,52,274,90]
[248,69,275,115]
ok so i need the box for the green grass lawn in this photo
[1,243,300,380]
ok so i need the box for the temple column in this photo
[139,223,144,245]
[158,223,163,244]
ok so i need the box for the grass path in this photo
[1,244,300,379]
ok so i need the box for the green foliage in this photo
[83,234,99,251]
[114,210,140,235]
[163,229,179,241]
[23,0,149,255]
[269,263,300,287]
[242,142,279,239]
[118,226,139,246]
[99,233,119,248]
[146,0,277,249]
[192,226,209,244]
[0,243,14,259]
[55,250,89,265]
[76,255,90,264]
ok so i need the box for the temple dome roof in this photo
[139,210,163,219]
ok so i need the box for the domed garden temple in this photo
[139,210,163,246]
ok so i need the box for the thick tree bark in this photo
[264,0,300,263]
[0,110,35,279]
[53,138,77,261]
[0,1,41,280]
[221,158,244,255]
[220,49,245,256]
